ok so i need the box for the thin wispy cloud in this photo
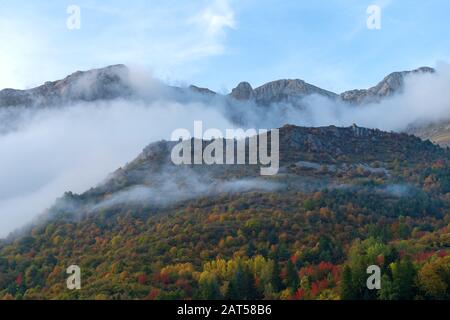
[0,0,238,90]
[1,1,450,92]
[190,0,236,36]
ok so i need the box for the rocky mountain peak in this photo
[260,78,335,99]
[229,78,338,105]
[341,66,435,104]
[189,85,216,96]
[230,82,254,100]
[0,64,131,108]
[38,64,131,102]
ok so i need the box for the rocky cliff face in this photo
[230,82,254,101]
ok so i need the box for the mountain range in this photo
[0,64,435,107]
[1,64,445,145]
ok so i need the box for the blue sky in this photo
[0,0,449,93]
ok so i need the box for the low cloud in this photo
[87,173,282,214]
[0,94,235,237]
[235,62,450,132]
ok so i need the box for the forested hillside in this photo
[1,125,450,300]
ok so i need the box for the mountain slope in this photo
[1,124,449,300]
[407,121,450,147]
[340,67,435,104]
[44,124,446,220]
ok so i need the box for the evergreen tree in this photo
[379,274,396,300]
[198,272,221,300]
[340,265,355,300]
[246,241,256,257]
[271,260,283,292]
[286,260,299,290]
[226,263,256,299]
[392,257,416,300]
